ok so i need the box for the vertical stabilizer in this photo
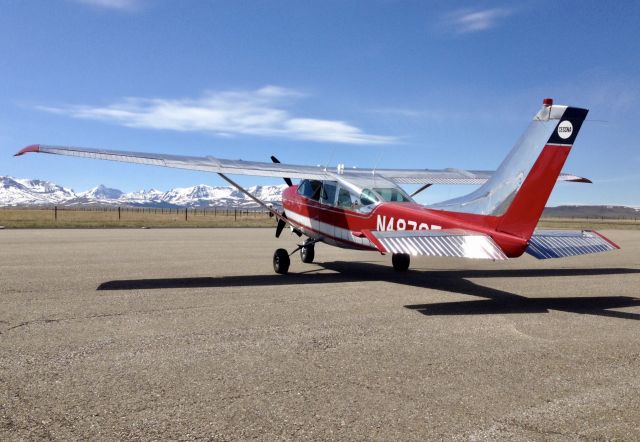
[429,99,588,240]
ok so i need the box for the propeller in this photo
[275,217,287,238]
[271,155,296,238]
[270,155,293,187]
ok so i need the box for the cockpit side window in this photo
[297,179,322,201]
[310,181,322,200]
[297,180,310,197]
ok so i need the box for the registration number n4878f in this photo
[376,215,441,232]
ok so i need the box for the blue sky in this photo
[1,0,639,205]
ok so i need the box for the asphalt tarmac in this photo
[1,228,639,440]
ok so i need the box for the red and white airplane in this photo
[16,98,619,274]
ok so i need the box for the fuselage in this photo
[282,185,529,258]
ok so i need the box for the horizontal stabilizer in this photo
[364,229,507,260]
[526,230,619,259]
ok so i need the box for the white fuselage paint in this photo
[284,209,375,250]
[284,210,444,251]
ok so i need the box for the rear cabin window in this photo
[359,189,379,206]
[336,188,355,208]
[320,182,337,205]
[373,188,412,202]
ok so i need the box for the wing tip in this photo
[590,230,621,249]
[559,173,592,184]
[15,144,40,156]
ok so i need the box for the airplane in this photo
[16,98,619,274]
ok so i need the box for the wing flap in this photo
[526,230,619,259]
[363,229,507,260]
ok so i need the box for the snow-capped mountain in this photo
[0,177,76,206]
[0,176,285,208]
[78,185,124,201]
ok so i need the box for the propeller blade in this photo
[270,155,293,187]
[275,218,287,238]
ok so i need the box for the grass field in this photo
[1,207,639,230]
[0,208,276,228]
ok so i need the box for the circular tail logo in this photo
[557,120,573,140]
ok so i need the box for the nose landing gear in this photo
[273,249,291,274]
[273,239,319,274]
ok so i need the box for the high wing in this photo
[15,144,590,185]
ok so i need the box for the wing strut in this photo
[410,183,433,197]
[216,173,283,219]
[217,173,299,238]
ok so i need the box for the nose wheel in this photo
[273,239,319,274]
[273,249,291,274]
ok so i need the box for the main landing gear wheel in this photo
[273,248,290,274]
[392,253,410,272]
[300,244,315,263]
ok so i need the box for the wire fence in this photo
[0,206,274,228]
[2,205,269,217]
[541,215,640,221]
[0,206,638,229]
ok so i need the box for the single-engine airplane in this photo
[16,98,619,274]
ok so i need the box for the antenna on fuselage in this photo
[326,146,337,175]
[371,150,384,187]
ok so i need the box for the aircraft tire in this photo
[392,253,410,272]
[300,244,315,263]
[273,248,290,274]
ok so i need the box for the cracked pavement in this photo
[1,228,640,440]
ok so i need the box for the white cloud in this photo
[442,8,512,33]
[38,86,396,145]
[75,0,142,11]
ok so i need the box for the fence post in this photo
[234,208,237,221]
[185,208,188,221]
[118,206,121,220]
[54,205,57,222]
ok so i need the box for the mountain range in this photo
[0,176,286,208]
[2,176,638,217]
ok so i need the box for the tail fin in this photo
[430,99,588,240]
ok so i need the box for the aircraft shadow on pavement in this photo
[97,262,640,321]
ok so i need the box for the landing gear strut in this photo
[392,253,410,272]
